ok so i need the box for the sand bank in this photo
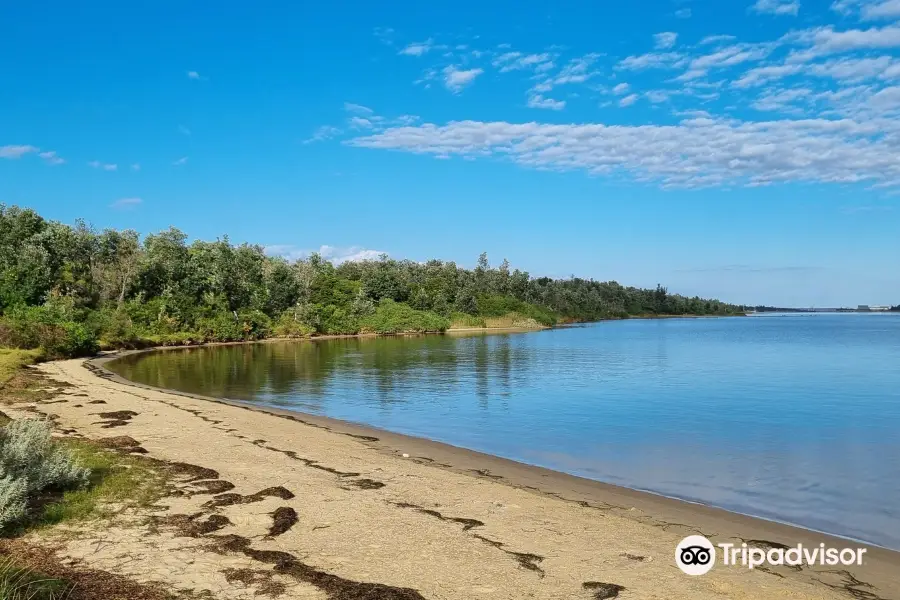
[18,358,900,599]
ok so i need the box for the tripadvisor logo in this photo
[676,535,716,575]
[675,535,868,575]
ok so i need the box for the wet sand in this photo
[23,357,900,599]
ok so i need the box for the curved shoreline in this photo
[88,351,900,590]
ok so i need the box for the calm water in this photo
[108,314,900,550]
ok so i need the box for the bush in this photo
[360,299,449,334]
[86,307,144,349]
[304,304,360,335]
[0,419,90,531]
[195,313,244,342]
[476,295,557,326]
[145,331,199,347]
[272,312,314,338]
[0,305,99,359]
[194,310,271,343]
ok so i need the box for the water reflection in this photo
[110,333,530,410]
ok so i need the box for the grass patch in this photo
[449,313,487,329]
[449,312,549,330]
[0,557,67,600]
[0,349,42,388]
[483,314,547,329]
[28,441,166,530]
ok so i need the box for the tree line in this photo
[0,204,745,357]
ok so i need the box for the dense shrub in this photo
[476,295,558,326]
[272,312,314,338]
[360,299,449,334]
[88,307,144,349]
[194,310,271,343]
[194,313,243,342]
[305,304,360,335]
[0,419,90,531]
[0,304,98,358]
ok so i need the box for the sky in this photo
[2,0,900,307]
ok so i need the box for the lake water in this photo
[108,313,900,550]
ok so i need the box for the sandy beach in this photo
[11,357,899,600]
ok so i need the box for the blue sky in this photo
[2,0,900,307]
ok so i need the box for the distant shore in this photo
[99,313,747,354]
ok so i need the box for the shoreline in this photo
[87,352,900,597]
[100,313,745,353]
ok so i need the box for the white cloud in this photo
[0,145,38,159]
[618,52,686,70]
[797,24,900,59]
[751,0,801,15]
[38,151,65,165]
[527,94,566,110]
[265,244,387,264]
[692,44,774,71]
[303,125,341,144]
[654,32,678,49]
[349,116,374,129]
[701,34,738,45]
[618,93,639,107]
[493,51,521,66]
[344,102,374,115]
[862,0,900,19]
[645,90,671,103]
[613,83,631,95]
[373,27,394,45]
[172,156,188,166]
[675,8,692,18]
[442,66,483,93]
[868,85,900,107]
[111,197,142,209]
[131,163,141,171]
[677,43,775,81]
[178,124,191,136]
[734,64,804,87]
[495,52,554,72]
[752,88,812,112]
[399,39,433,56]
[348,116,900,189]
[88,160,118,171]
[187,70,202,79]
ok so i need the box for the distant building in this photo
[858,305,891,312]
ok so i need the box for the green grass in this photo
[0,558,67,600]
[31,441,166,530]
[449,313,487,329]
[0,349,42,388]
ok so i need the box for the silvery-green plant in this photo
[0,472,27,530]
[0,419,89,530]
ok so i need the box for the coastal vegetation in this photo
[0,204,744,358]
[0,357,174,600]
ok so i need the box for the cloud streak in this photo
[442,66,483,93]
[751,0,801,15]
[88,160,117,171]
[110,197,142,209]
[348,116,900,189]
[265,244,387,264]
